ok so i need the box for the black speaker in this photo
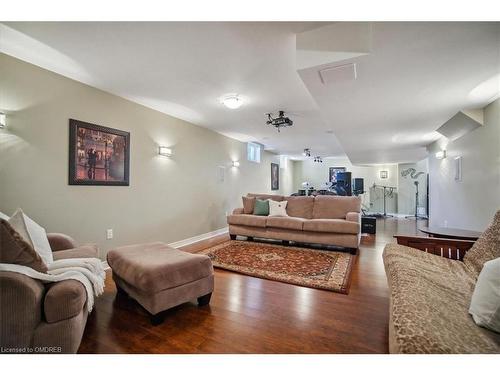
[336,172,352,196]
[352,178,364,194]
[361,216,377,234]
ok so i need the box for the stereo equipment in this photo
[336,172,352,196]
[352,178,364,195]
[361,216,377,234]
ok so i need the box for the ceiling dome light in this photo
[221,94,243,109]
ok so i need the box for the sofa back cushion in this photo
[284,196,315,219]
[463,210,500,277]
[0,219,48,273]
[247,193,284,201]
[312,195,361,219]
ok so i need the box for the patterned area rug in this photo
[199,241,355,294]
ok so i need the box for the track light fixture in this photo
[313,156,323,163]
[303,148,311,157]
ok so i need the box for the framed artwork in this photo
[271,162,279,190]
[69,119,130,186]
[329,167,346,183]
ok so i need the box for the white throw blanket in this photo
[0,258,106,312]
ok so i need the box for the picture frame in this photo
[69,119,130,186]
[271,162,279,190]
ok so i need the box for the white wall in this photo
[428,99,500,231]
[0,53,293,257]
[292,156,398,214]
[397,159,428,215]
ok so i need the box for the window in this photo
[247,142,261,163]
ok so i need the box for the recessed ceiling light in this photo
[221,94,243,109]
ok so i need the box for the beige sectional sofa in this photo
[227,193,362,253]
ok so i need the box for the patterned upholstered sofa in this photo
[383,211,500,354]
[227,193,361,253]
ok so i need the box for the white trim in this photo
[168,227,229,249]
[100,227,228,269]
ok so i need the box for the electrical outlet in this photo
[106,229,113,240]
[443,220,448,228]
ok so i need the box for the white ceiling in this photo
[1,22,499,164]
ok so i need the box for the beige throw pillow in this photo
[469,257,500,333]
[268,200,288,217]
[9,209,53,266]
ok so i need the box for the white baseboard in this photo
[100,227,229,269]
[168,227,229,249]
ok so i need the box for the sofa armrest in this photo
[0,271,44,348]
[47,233,78,252]
[44,280,87,323]
[52,244,99,261]
[346,212,360,223]
[394,235,475,260]
[232,208,244,215]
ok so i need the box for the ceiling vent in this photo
[318,63,357,85]
[436,111,483,141]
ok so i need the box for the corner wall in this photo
[0,53,293,257]
[427,98,500,231]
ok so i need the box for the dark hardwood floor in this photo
[78,217,427,354]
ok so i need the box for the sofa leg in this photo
[230,234,237,240]
[282,240,290,246]
[247,236,254,241]
[150,312,166,326]
[197,292,212,306]
[349,248,358,255]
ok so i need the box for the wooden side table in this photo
[419,226,482,241]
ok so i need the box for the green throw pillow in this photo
[253,199,269,216]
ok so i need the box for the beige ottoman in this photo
[107,242,214,325]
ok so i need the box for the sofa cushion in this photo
[383,243,500,353]
[268,200,288,217]
[9,209,53,265]
[52,244,99,261]
[227,214,267,228]
[266,217,306,231]
[242,196,256,214]
[303,219,359,234]
[0,219,48,273]
[44,279,86,323]
[107,242,213,293]
[284,196,314,219]
[247,193,284,201]
[469,257,500,333]
[463,210,500,277]
[253,199,270,216]
[312,196,361,219]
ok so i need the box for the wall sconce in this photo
[232,161,240,167]
[158,146,172,157]
[0,112,6,129]
[435,150,447,160]
[379,170,388,179]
